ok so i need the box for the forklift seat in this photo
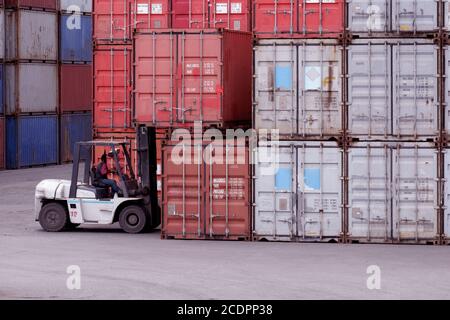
[90,166,110,199]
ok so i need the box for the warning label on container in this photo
[231,3,242,14]
[216,3,228,14]
[305,66,322,90]
[137,3,149,14]
[152,3,163,14]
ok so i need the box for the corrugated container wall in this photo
[0,63,3,114]
[93,0,170,43]
[253,141,343,242]
[0,8,4,61]
[5,9,58,61]
[348,39,438,140]
[162,140,251,240]
[348,142,439,244]
[0,116,4,169]
[60,113,92,162]
[253,0,344,38]
[133,30,252,128]
[5,63,58,114]
[347,0,441,34]
[444,149,450,241]
[5,0,57,10]
[6,115,58,169]
[60,64,92,112]
[253,39,343,137]
[171,0,251,31]
[60,0,92,13]
[93,45,133,131]
[60,14,92,62]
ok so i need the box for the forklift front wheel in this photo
[119,205,148,234]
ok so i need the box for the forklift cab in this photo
[70,141,139,200]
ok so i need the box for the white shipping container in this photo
[5,63,58,114]
[348,39,438,139]
[60,0,92,13]
[254,141,343,242]
[347,0,440,33]
[348,142,439,243]
[6,9,58,61]
[254,39,343,137]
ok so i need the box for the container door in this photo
[210,0,250,31]
[93,0,131,41]
[163,144,204,238]
[297,143,341,240]
[298,43,341,136]
[392,145,438,242]
[347,0,389,33]
[254,144,297,240]
[132,0,170,30]
[299,0,343,35]
[348,144,391,241]
[205,144,250,239]
[254,43,297,135]
[392,43,437,138]
[176,33,222,124]
[134,33,176,126]
[253,0,297,35]
[93,47,133,130]
[348,43,391,137]
[393,0,438,32]
[171,0,209,29]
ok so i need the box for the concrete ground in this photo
[0,165,450,300]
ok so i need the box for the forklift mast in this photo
[136,126,158,210]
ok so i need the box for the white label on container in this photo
[216,3,228,14]
[152,3,163,14]
[137,3,149,14]
[231,3,242,14]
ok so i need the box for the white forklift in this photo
[34,126,160,233]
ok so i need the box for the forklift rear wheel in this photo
[119,205,148,234]
[39,202,68,232]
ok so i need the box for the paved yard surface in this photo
[0,165,449,300]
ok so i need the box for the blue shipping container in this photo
[60,112,92,162]
[0,64,4,114]
[6,115,58,169]
[60,14,92,62]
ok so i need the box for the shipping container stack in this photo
[92,0,254,239]
[59,1,93,163]
[252,0,449,245]
[3,0,59,169]
[0,0,4,169]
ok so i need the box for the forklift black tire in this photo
[39,202,68,232]
[119,205,148,234]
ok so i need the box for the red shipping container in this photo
[0,117,4,170]
[60,64,93,112]
[162,141,251,240]
[134,29,252,128]
[5,0,57,10]
[93,0,170,43]
[253,0,344,38]
[93,45,133,131]
[209,0,251,31]
[171,0,209,29]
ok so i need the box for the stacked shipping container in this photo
[59,1,93,162]
[0,1,4,169]
[4,1,59,168]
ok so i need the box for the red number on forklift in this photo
[70,211,77,218]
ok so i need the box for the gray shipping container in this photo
[348,142,439,244]
[348,39,438,139]
[254,141,342,242]
[60,0,92,13]
[6,9,58,61]
[253,39,343,137]
[347,0,440,33]
[5,63,58,114]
